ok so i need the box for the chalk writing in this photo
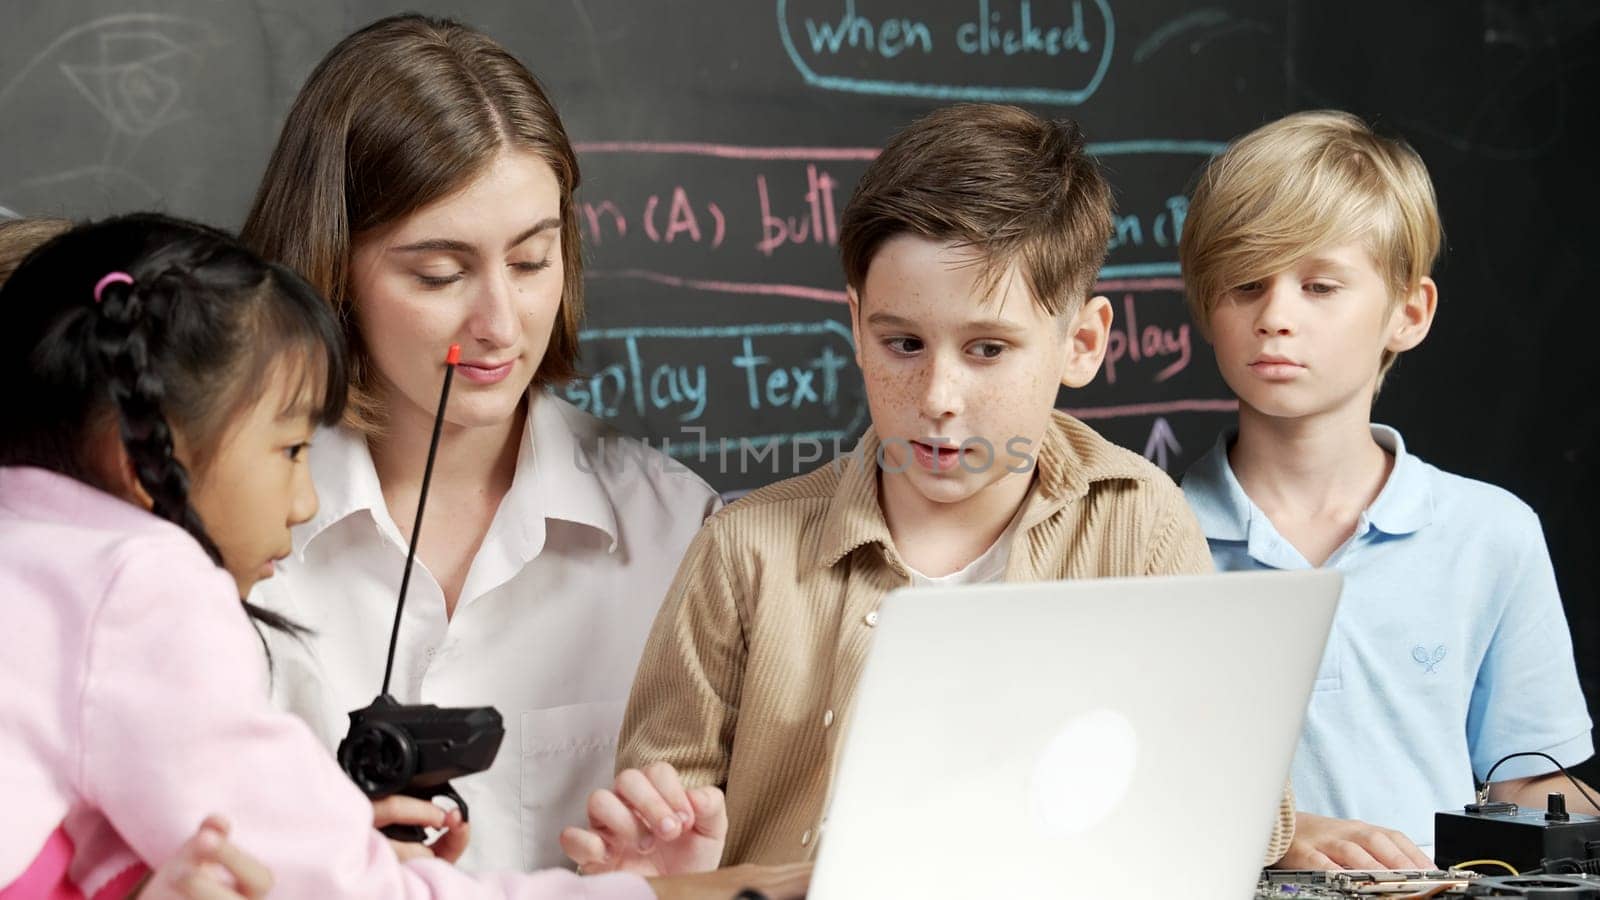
[1103,293,1191,385]
[567,320,863,426]
[955,0,1093,56]
[778,0,1115,105]
[731,337,851,411]
[1108,195,1189,251]
[798,0,1095,59]
[564,142,1241,488]
[756,164,841,256]
[579,185,724,248]
[803,0,933,58]
[574,141,1218,297]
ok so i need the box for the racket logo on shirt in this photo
[1411,644,1447,674]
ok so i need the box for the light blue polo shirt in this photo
[1182,425,1592,851]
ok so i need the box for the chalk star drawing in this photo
[60,25,207,137]
[0,15,228,211]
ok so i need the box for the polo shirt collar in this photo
[1182,423,1433,548]
[1364,424,1433,535]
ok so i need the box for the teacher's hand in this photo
[373,795,471,864]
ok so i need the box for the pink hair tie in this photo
[93,271,134,304]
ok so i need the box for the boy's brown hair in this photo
[1180,110,1443,383]
[840,103,1113,315]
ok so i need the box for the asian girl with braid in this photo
[0,213,793,899]
[0,217,273,900]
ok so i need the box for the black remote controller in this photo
[337,345,506,842]
[339,694,504,840]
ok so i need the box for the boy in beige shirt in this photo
[562,103,1296,875]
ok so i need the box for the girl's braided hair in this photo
[0,212,347,633]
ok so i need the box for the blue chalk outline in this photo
[777,0,1115,105]
[1089,140,1225,156]
[1084,141,1224,280]
[576,320,868,459]
[1099,262,1180,278]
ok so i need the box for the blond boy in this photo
[1179,110,1594,867]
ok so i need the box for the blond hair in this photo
[1179,110,1442,381]
[0,217,72,286]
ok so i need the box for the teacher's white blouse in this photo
[251,393,719,873]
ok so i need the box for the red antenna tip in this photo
[445,344,461,365]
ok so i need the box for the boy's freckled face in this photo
[849,235,1073,508]
[1207,242,1406,420]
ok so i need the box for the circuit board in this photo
[1256,869,1600,898]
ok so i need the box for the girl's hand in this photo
[135,815,272,899]
[561,762,726,877]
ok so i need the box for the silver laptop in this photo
[809,569,1341,899]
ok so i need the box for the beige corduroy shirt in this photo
[617,411,1295,866]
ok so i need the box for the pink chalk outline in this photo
[1095,278,1185,293]
[575,143,1193,303]
[575,141,880,161]
[588,268,851,304]
[1061,399,1239,420]
[587,271,1186,306]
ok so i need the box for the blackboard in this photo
[3,1,1597,784]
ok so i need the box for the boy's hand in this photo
[372,795,471,864]
[1275,811,1434,870]
[647,862,811,900]
[136,815,272,899]
[561,762,726,876]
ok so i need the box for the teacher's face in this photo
[349,148,565,433]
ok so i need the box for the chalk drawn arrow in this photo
[1143,417,1182,470]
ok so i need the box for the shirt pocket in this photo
[518,700,627,870]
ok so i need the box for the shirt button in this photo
[823,709,835,728]
[864,610,879,627]
[801,829,812,847]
